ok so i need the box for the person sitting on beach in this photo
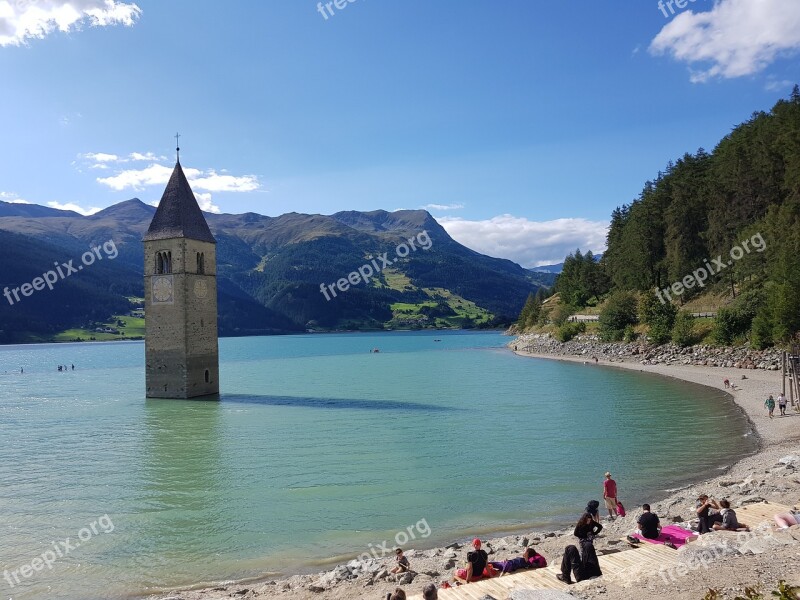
[386,589,406,600]
[636,504,661,539]
[695,494,721,535]
[557,513,602,584]
[585,499,601,523]
[634,504,676,548]
[603,472,618,520]
[711,499,748,531]
[422,583,438,600]
[488,547,547,574]
[455,538,488,583]
[390,548,410,574]
[774,509,800,529]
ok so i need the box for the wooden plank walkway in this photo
[736,500,792,526]
[407,544,680,599]
[407,503,790,600]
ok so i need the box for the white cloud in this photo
[421,203,464,211]
[97,163,259,196]
[0,0,141,47]
[765,78,794,92]
[438,214,608,268]
[83,152,119,162]
[650,0,800,82]
[190,170,259,193]
[46,201,102,215]
[129,151,165,161]
[97,163,176,190]
[0,191,30,203]
[193,192,221,214]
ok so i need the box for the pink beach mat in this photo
[633,525,697,548]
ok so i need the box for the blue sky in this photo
[0,0,798,266]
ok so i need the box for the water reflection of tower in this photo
[138,399,226,583]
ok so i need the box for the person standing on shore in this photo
[778,392,788,416]
[765,394,776,419]
[603,472,618,521]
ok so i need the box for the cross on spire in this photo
[175,132,181,163]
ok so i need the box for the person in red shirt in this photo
[603,472,618,520]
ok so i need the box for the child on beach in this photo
[390,548,410,574]
[765,394,776,418]
[778,393,788,416]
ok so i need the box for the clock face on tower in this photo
[194,279,208,299]
[152,275,174,304]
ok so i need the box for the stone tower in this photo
[143,159,219,398]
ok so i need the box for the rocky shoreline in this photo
[512,333,784,371]
[151,340,800,600]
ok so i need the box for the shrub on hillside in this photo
[672,311,697,347]
[712,307,752,345]
[555,321,585,342]
[551,303,577,326]
[598,291,638,342]
[640,290,677,345]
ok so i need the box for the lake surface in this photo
[0,331,757,599]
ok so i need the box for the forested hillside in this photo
[520,87,800,348]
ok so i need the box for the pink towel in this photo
[633,525,696,548]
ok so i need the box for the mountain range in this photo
[0,200,552,343]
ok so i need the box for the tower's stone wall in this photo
[144,238,219,399]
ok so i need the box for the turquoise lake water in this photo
[0,331,758,599]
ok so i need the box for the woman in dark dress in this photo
[557,513,603,584]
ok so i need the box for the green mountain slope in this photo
[0,202,542,342]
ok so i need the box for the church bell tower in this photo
[143,140,219,398]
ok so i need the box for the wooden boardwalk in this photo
[736,500,792,526]
[407,502,790,600]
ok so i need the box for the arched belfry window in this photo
[155,251,172,274]
[196,252,205,274]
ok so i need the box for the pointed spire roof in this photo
[144,161,216,243]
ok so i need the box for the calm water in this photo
[0,331,757,600]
